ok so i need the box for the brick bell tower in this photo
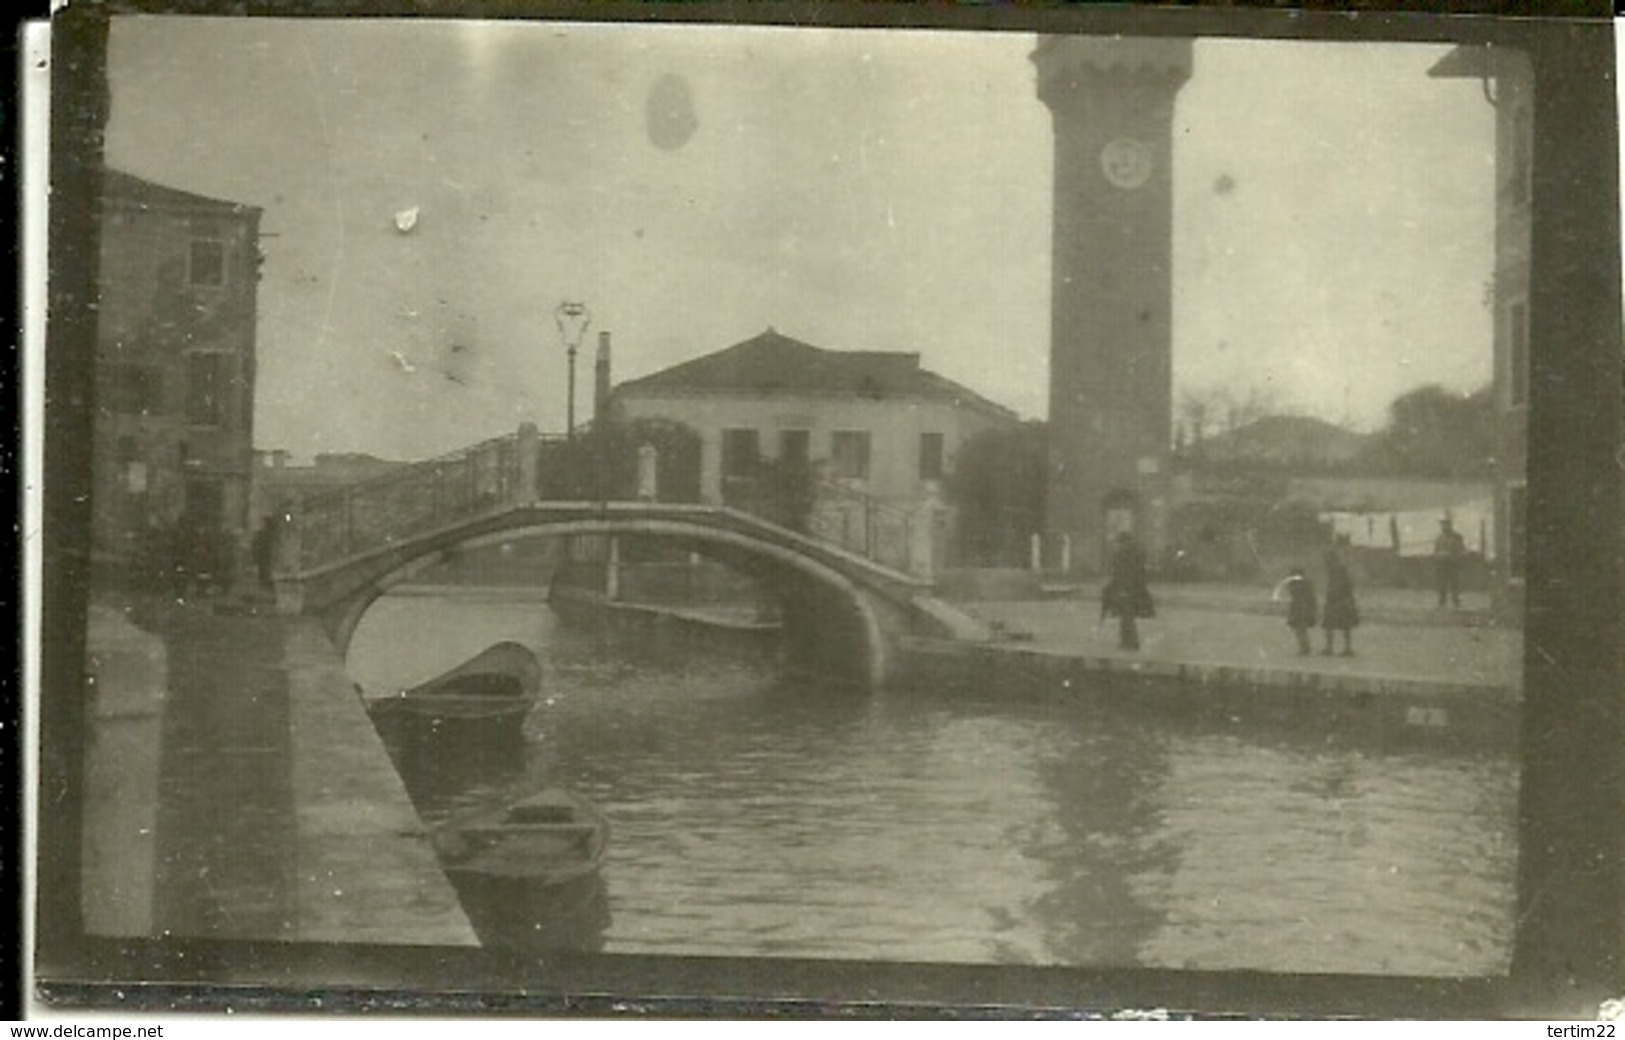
[1034,36,1191,575]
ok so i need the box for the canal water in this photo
[346,588,1518,977]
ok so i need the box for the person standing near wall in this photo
[1321,548,1360,657]
[1277,566,1318,657]
[1433,517,1467,608]
[1101,531,1155,651]
[251,514,280,589]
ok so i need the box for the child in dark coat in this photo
[1280,567,1318,656]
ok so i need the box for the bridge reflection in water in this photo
[348,589,1518,975]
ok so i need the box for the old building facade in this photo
[1430,45,1532,612]
[607,328,1021,574]
[93,170,262,580]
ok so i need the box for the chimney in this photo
[594,331,612,422]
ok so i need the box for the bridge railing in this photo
[717,467,923,574]
[804,477,919,573]
[293,431,539,570]
[285,424,940,579]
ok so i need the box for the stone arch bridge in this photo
[272,426,988,688]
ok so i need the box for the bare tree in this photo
[1177,382,1283,447]
[1215,383,1282,436]
[1176,387,1217,451]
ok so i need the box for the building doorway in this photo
[1102,488,1140,558]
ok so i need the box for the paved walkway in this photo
[954,582,1519,696]
[81,604,166,937]
[81,593,475,947]
[282,618,475,946]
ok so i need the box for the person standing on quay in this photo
[251,514,281,589]
[1101,531,1155,651]
[1433,517,1467,609]
[1277,566,1318,656]
[1321,548,1360,657]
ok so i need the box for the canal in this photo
[346,587,1518,977]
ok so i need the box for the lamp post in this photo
[554,302,591,439]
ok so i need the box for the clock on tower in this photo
[1034,35,1192,574]
[1100,137,1154,190]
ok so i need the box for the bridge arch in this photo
[306,510,938,689]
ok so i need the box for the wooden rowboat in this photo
[367,641,542,739]
[432,788,611,951]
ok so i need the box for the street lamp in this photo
[554,301,592,439]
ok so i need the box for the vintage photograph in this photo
[31,2,1623,1018]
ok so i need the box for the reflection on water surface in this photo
[348,591,1517,975]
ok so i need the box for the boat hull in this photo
[432,788,611,954]
[445,867,611,953]
[368,641,541,743]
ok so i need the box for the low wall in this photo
[896,641,1520,755]
[283,619,479,946]
[82,604,167,938]
[935,567,1043,602]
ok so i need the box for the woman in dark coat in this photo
[1102,531,1155,651]
[1321,548,1360,656]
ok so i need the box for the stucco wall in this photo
[613,392,1010,507]
[94,198,260,564]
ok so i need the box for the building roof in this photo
[1200,414,1373,465]
[614,327,1019,421]
[102,168,262,216]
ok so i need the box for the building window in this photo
[831,430,871,480]
[721,428,760,478]
[105,364,163,415]
[115,435,149,494]
[183,476,226,529]
[1507,483,1526,580]
[1508,299,1529,408]
[779,429,810,469]
[185,353,229,426]
[919,432,945,480]
[189,240,226,287]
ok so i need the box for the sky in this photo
[102,16,1496,462]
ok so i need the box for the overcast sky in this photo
[103,16,1496,461]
